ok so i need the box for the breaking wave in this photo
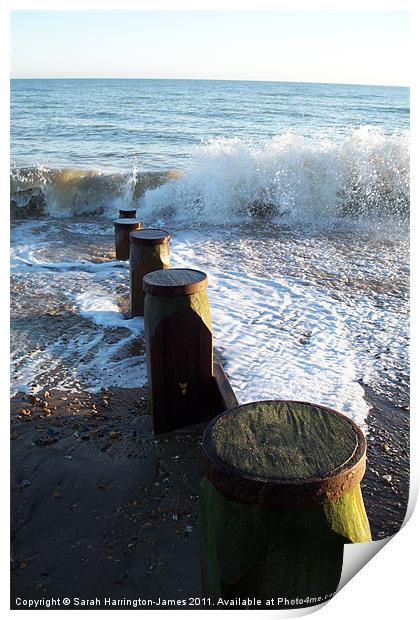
[11,126,409,226]
[141,126,409,225]
[10,166,182,219]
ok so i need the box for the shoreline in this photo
[10,209,409,608]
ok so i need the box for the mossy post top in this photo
[143,268,208,297]
[131,229,171,246]
[202,400,366,507]
[113,218,144,226]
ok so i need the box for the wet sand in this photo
[11,386,205,609]
[361,383,409,539]
[10,378,409,609]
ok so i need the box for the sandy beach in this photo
[11,385,205,608]
[10,204,409,609]
[10,369,409,609]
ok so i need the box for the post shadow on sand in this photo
[10,391,205,608]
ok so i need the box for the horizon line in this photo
[10,76,409,89]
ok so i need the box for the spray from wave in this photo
[141,126,409,225]
[11,126,409,226]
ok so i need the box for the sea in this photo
[10,79,410,430]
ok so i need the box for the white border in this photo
[2,2,417,618]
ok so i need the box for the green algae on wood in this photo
[203,400,367,507]
[129,228,170,317]
[199,400,371,608]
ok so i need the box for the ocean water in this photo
[10,79,409,429]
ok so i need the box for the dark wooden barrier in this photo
[212,362,239,411]
[113,218,143,260]
[199,400,371,609]
[143,268,223,435]
[129,229,171,317]
[119,208,137,218]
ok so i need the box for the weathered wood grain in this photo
[131,229,170,245]
[212,362,239,411]
[202,400,366,506]
[200,478,370,607]
[143,269,215,434]
[113,218,143,260]
[129,229,170,317]
[119,208,137,218]
[143,268,208,296]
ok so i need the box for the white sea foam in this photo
[11,285,147,395]
[209,271,370,428]
[11,222,147,395]
[169,232,408,430]
[10,230,126,274]
[12,328,147,395]
[10,165,180,219]
[63,222,114,236]
[11,128,409,227]
[76,291,143,333]
[10,204,408,426]
[141,127,409,225]
[71,291,146,392]
[11,253,126,274]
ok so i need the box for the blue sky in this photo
[11,10,409,85]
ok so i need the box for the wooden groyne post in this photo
[129,228,171,317]
[143,268,218,434]
[199,400,371,609]
[113,218,143,260]
[119,208,137,218]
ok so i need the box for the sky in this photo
[10,10,409,86]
